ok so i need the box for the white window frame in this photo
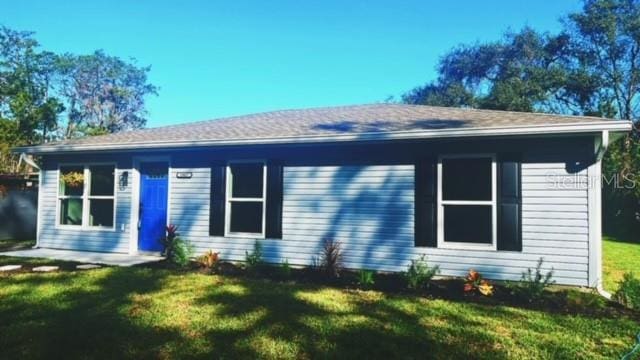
[224,160,267,238]
[56,162,117,231]
[437,154,497,250]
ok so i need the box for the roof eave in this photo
[12,121,633,154]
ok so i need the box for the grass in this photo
[0,238,35,252]
[603,236,640,292]
[0,257,638,359]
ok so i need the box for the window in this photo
[58,164,116,229]
[225,162,266,236]
[438,155,496,249]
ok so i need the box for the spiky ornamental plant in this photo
[320,238,343,278]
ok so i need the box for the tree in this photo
[566,0,640,122]
[403,28,589,114]
[0,26,64,172]
[0,27,63,144]
[0,25,158,173]
[57,50,158,138]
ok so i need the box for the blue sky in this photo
[3,0,582,127]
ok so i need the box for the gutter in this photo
[12,120,633,154]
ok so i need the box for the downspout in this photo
[593,131,610,299]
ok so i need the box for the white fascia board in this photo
[13,120,634,154]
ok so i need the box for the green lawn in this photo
[0,238,35,252]
[603,236,640,292]
[0,257,638,359]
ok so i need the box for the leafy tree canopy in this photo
[0,25,157,172]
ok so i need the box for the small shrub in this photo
[508,258,555,302]
[464,269,494,296]
[245,240,264,272]
[403,255,439,290]
[278,259,292,279]
[198,250,220,270]
[161,225,194,268]
[320,238,343,278]
[613,272,640,310]
[357,269,375,288]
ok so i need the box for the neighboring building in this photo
[0,174,39,240]
[13,104,632,287]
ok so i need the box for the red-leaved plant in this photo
[464,269,494,296]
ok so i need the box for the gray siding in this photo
[174,155,590,286]
[35,139,594,286]
[38,156,131,253]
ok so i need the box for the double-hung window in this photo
[225,162,267,237]
[58,164,116,229]
[437,154,497,249]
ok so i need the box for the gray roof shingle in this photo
[17,104,631,153]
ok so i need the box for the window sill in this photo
[437,242,497,251]
[222,232,266,239]
[55,225,117,232]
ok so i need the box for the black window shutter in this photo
[265,161,283,239]
[497,154,522,251]
[415,158,437,247]
[209,163,226,236]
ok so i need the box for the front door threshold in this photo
[137,251,163,257]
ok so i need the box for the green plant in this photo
[160,225,193,268]
[60,171,84,187]
[320,238,343,278]
[613,272,640,310]
[245,240,264,272]
[278,259,292,279]
[508,258,555,302]
[198,250,220,270]
[463,269,494,296]
[403,255,439,290]
[357,269,375,288]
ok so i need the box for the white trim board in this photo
[129,156,172,255]
[224,160,268,239]
[437,154,498,251]
[54,162,118,232]
[587,134,603,288]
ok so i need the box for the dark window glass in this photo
[90,165,115,196]
[230,164,263,198]
[442,158,492,201]
[60,198,83,225]
[229,201,263,233]
[89,199,114,227]
[443,205,492,244]
[59,166,85,196]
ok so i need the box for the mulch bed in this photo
[151,259,639,319]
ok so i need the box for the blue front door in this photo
[138,162,168,252]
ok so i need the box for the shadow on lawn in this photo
[0,268,636,359]
[0,268,184,359]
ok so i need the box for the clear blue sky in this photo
[3,0,582,127]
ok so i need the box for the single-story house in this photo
[14,104,633,287]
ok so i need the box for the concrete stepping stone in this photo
[32,266,59,272]
[0,265,22,272]
[76,264,101,270]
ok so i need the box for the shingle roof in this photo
[16,104,632,153]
